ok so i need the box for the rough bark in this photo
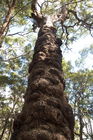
[11,24,74,140]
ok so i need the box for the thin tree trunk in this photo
[0,0,17,41]
[78,100,83,140]
[11,24,74,140]
[80,114,83,140]
[7,119,14,140]
[0,115,9,140]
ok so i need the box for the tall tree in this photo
[10,0,93,140]
[0,0,33,48]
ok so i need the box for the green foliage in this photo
[63,48,93,139]
[0,39,33,139]
[0,0,93,48]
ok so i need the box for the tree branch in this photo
[74,132,80,136]
[10,2,31,20]
[12,0,17,7]
[31,0,39,16]
[7,31,24,36]
[52,5,68,23]
[7,0,11,8]
[68,9,93,28]
[1,51,33,62]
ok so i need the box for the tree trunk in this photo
[0,0,17,41]
[78,104,83,140]
[77,97,83,140]
[0,115,9,140]
[11,21,74,140]
[80,114,83,140]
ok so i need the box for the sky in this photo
[63,35,93,70]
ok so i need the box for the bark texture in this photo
[11,25,74,140]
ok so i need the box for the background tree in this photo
[0,43,33,140]
[0,0,33,48]
[63,48,93,140]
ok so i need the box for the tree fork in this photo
[11,22,74,140]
